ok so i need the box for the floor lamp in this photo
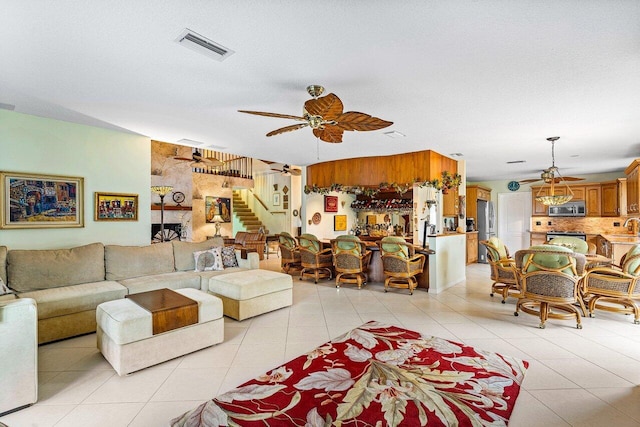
[151,185,173,242]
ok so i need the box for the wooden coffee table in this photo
[126,288,198,335]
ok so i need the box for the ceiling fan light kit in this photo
[239,85,393,143]
[532,136,575,206]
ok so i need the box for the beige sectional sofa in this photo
[0,240,259,344]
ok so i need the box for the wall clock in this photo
[172,191,185,205]
[507,181,520,192]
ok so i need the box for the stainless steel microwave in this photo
[548,201,586,217]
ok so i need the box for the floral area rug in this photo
[171,321,528,426]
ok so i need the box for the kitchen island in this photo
[597,234,640,265]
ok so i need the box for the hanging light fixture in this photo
[535,137,574,206]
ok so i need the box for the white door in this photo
[497,192,531,253]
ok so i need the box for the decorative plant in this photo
[440,171,462,193]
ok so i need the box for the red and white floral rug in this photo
[172,321,528,426]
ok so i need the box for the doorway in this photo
[497,192,531,253]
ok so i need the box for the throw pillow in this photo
[220,246,239,268]
[0,277,12,295]
[193,247,224,272]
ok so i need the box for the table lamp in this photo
[212,214,224,237]
[151,185,173,242]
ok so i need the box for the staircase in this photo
[232,191,268,233]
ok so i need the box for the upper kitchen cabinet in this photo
[625,159,640,214]
[584,185,602,217]
[601,178,627,217]
[466,185,492,221]
[442,187,459,217]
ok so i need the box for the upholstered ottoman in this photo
[96,288,223,375]
[207,270,293,321]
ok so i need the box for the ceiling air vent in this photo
[175,29,235,62]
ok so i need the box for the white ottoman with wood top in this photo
[96,288,223,375]
[207,269,293,321]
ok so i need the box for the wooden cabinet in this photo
[625,160,640,214]
[530,233,547,246]
[466,232,478,264]
[585,185,602,217]
[466,185,492,223]
[601,179,627,217]
[571,186,586,201]
[442,188,458,217]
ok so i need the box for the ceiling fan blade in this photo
[313,126,344,143]
[174,157,193,162]
[335,111,393,132]
[266,123,309,137]
[202,157,224,167]
[304,93,343,120]
[560,176,585,182]
[238,110,307,121]
[519,178,542,183]
[289,168,302,176]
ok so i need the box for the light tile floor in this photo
[2,260,640,426]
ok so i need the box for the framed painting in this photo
[334,214,347,231]
[95,192,138,221]
[0,171,84,229]
[273,192,281,206]
[324,195,338,212]
[205,196,231,223]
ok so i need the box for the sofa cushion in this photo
[172,240,218,272]
[221,246,239,268]
[208,270,293,301]
[118,271,202,295]
[194,248,224,272]
[0,246,7,285]
[105,243,174,281]
[7,243,105,292]
[19,280,126,319]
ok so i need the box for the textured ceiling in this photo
[1,1,639,181]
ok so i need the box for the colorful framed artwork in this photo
[94,192,138,221]
[334,214,347,231]
[324,195,338,212]
[0,171,84,229]
[273,192,281,206]
[205,196,231,223]
[366,215,377,225]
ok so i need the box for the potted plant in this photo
[440,171,462,194]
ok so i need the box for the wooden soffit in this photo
[306,150,458,188]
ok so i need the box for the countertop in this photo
[599,234,640,245]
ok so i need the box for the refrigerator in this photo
[477,200,495,263]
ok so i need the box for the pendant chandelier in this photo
[534,137,574,206]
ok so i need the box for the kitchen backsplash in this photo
[530,216,634,235]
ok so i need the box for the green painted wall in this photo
[0,110,151,249]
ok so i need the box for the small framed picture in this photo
[334,214,347,231]
[324,195,338,212]
[95,192,138,221]
[273,192,281,206]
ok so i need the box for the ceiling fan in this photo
[519,137,584,184]
[271,164,302,176]
[174,149,224,167]
[239,85,393,143]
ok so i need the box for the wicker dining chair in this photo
[378,236,425,295]
[297,233,333,283]
[330,235,372,289]
[480,237,519,303]
[547,237,596,255]
[277,232,302,275]
[582,243,640,324]
[513,245,586,329]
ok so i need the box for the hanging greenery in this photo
[303,171,461,196]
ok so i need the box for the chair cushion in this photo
[335,235,363,255]
[548,237,589,254]
[299,234,321,252]
[622,244,640,275]
[524,245,575,274]
[380,236,409,258]
[487,237,508,259]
